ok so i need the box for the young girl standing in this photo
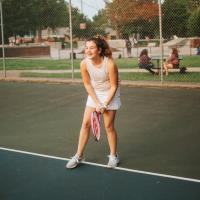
[66,36,121,169]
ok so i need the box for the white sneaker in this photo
[107,154,120,168]
[66,154,83,169]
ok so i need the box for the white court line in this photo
[0,146,200,183]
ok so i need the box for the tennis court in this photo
[0,81,200,200]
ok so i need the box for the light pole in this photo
[0,0,6,78]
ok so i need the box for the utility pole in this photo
[158,0,163,84]
[0,0,6,78]
[68,0,74,80]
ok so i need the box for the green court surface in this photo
[0,81,200,200]
[0,148,200,200]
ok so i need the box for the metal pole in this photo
[68,0,74,80]
[0,0,6,78]
[158,0,163,84]
[80,0,83,13]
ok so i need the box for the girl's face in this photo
[85,41,100,59]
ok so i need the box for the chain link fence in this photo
[0,0,200,84]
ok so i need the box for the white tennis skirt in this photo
[86,88,121,110]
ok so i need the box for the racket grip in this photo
[96,103,103,112]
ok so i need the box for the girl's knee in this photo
[81,121,90,130]
[104,124,115,133]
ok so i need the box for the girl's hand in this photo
[96,103,103,113]
[100,102,109,114]
[100,107,106,114]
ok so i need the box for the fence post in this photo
[158,0,164,84]
[0,0,6,78]
[68,0,74,80]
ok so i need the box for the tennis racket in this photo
[91,111,101,141]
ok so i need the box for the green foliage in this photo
[2,0,93,43]
[162,0,189,38]
[2,56,200,70]
[92,9,107,36]
[187,7,200,37]
[19,71,200,83]
[3,0,34,40]
[3,0,68,42]
[2,0,200,43]
[187,0,200,13]
[104,0,160,39]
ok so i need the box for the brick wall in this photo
[0,46,50,57]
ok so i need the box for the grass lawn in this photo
[20,72,200,83]
[1,56,200,83]
[0,55,200,70]
[0,59,80,70]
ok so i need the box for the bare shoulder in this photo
[107,58,118,71]
[80,59,87,70]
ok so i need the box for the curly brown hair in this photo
[172,48,179,56]
[86,36,112,58]
[139,49,148,57]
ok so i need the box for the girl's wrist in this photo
[103,101,109,109]
[96,103,103,111]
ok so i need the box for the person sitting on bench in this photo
[138,49,157,75]
[163,48,180,76]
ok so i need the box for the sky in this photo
[67,0,106,20]
[66,0,164,20]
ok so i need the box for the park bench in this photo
[151,56,187,74]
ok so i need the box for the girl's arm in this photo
[170,54,179,64]
[80,60,101,108]
[104,58,119,107]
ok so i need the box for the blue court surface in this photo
[0,147,199,200]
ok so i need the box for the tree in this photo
[2,0,68,43]
[30,0,68,42]
[187,7,200,37]
[105,0,159,38]
[187,0,200,13]
[92,9,108,36]
[69,7,96,39]
[3,0,97,43]
[162,0,189,39]
[3,0,34,42]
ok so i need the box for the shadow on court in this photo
[0,81,200,199]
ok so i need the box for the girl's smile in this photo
[85,41,100,59]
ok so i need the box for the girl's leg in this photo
[76,106,95,157]
[165,63,173,75]
[103,110,117,155]
[163,62,167,74]
[147,68,155,74]
[66,107,94,168]
[146,64,156,74]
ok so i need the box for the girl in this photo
[138,49,156,74]
[163,48,179,76]
[66,36,121,169]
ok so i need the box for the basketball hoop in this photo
[80,23,86,30]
